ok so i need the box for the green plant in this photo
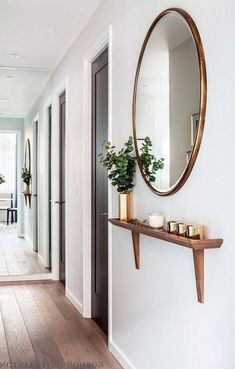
[21,168,31,186]
[139,137,165,183]
[0,174,5,185]
[99,136,136,194]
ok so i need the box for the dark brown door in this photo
[59,92,66,285]
[91,49,109,335]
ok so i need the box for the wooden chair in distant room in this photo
[6,193,17,225]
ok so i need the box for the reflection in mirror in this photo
[134,10,204,194]
[25,138,31,173]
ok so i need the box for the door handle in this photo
[33,194,37,197]
[101,212,108,216]
[54,200,65,204]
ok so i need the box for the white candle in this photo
[148,212,164,229]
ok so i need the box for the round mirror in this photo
[25,138,31,173]
[133,8,207,195]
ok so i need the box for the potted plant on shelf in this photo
[21,168,31,195]
[99,136,136,221]
[0,174,5,185]
[99,136,165,222]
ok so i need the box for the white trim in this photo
[0,273,54,282]
[24,234,33,249]
[32,113,40,253]
[43,95,53,268]
[109,341,136,369]
[51,77,69,281]
[38,252,47,268]
[81,25,113,342]
[0,129,23,238]
[66,289,83,315]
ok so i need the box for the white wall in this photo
[24,1,235,368]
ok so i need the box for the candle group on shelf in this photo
[148,214,204,240]
[167,221,204,239]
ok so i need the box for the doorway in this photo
[59,92,66,285]
[91,48,109,335]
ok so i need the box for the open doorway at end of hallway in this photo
[0,132,20,233]
[0,131,49,278]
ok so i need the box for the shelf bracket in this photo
[193,249,204,303]
[131,231,140,269]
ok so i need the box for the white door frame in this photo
[82,26,113,339]
[43,95,53,268]
[0,129,23,237]
[32,113,39,253]
[51,78,69,280]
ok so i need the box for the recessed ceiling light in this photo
[10,52,20,58]
[0,99,7,102]
[5,76,13,80]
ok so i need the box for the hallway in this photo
[0,281,121,368]
[0,225,48,276]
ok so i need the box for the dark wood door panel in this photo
[92,48,109,335]
[59,92,66,285]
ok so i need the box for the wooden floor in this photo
[0,224,48,276]
[0,281,121,369]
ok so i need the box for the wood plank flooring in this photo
[0,281,121,369]
[0,224,48,276]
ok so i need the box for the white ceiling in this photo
[0,68,51,117]
[0,0,102,118]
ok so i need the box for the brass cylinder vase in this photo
[119,193,132,222]
[25,184,30,195]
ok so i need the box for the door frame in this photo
[32,113,40,253]
[82,26,113,337]
[0,129,23,237]
[43,95,53,268]
[51,78,69,280]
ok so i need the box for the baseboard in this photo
[0,273,53,282]
[24,235,33,249]
[38,253,50,269]
[109,341,136,369]
[66,288,83,315]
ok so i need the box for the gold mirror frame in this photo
[132,8,207,196]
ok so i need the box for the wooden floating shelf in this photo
[109,218,223,303]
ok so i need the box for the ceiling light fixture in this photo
[10,52,20,58]
[0,99,7,102]
[5,76,13,80]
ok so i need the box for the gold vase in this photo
[119,193,132,222]
[25,184,30,194]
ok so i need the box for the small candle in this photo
[167,221,177,234]
[148,212,164,229]
[177,222,186,237]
